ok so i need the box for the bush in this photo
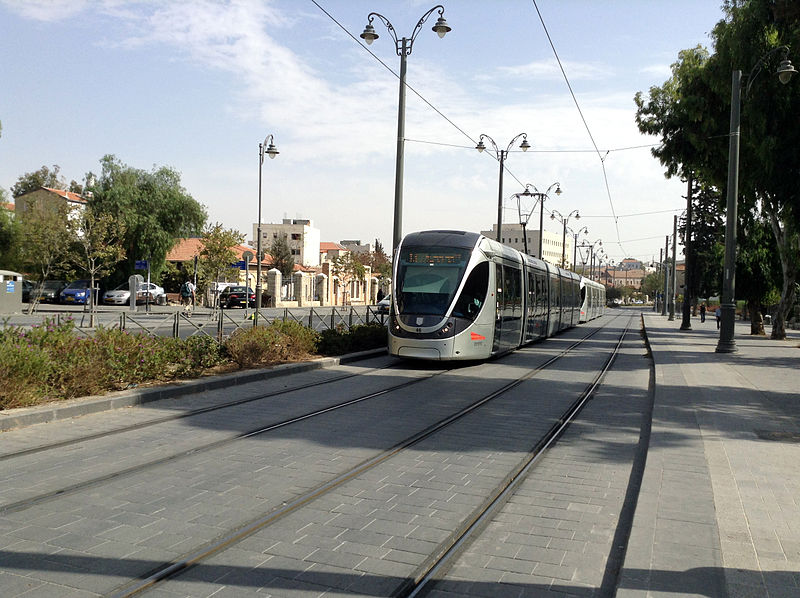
[224,321,321,367]
[316,323,387,356]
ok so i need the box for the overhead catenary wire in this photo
[530,0,625,256]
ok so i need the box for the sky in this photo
[0,0,726,267]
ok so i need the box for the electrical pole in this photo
[669,215,677,321]
[680,174,693,330]
[662,236,669,316]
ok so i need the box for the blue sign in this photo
[232,260,246,270]
[5,280,15,293]
[135,260,149,270]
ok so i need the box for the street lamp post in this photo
[255,134,279,327]
[716,46,795,352]
[361,6,452,257]
[577,239,602,281]
[568,225,588,273]
[550,209,580,268]
[512,186,537,255]
[475,133,530,241]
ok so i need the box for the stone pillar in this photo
[370,277,378,304]
[293,271,305,307]
[266,268,281,308]
[316,274,328,306]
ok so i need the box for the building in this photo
[480,224,573,268]
[340,239,372,256]
[603,266,646,290]
[252,219,321,268]
[13,187,87,224]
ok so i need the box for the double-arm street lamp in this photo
[550,209,580,268]
[528,183,562,260]
[568,225,589,272]
[578,239,602,280]
[361,6,452,257]
[255,134,279,326]
[475,133,530,242]
[716,46,795,353]
[511,186,536,255]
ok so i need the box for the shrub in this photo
[316,323,387,356]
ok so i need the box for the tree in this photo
[18,197,76,312]
[198,223,244,307]
[89,155,207,287]
[0,194,22,270]
[68,208,127,322]
[268,234,294,279]
[331,252,366,305]
[11,165,66,198]
[634,0,800,339]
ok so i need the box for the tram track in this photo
[0,360,397,462]
[99,313,633,598]
[0,314,625,519]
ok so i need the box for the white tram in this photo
[388,230,605,360]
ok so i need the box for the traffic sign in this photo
[135,260,148,270]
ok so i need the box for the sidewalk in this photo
[619,312,800,598]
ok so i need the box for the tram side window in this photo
[452,262,490,320]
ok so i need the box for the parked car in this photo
[219,285,255,308]
[376,294,391,315]
[34,280,67,303]
[21,280,34,303]
[135,282,165,305]
[102,283,132,306]
[59,280,94,305]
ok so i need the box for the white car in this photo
[103,282,165,305]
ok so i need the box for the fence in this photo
[108,306,388,344]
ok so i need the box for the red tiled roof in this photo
[167,238,271,264]
[320,241,347,252]
[1,202,13,212]
[42,187,87,204]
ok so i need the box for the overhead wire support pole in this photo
[360,6,452,259]
[680,174,693,330]
[475,133,530,242]
[669,215,677,321]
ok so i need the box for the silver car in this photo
[102,284,132,305]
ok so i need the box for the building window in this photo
[291,233,301,241]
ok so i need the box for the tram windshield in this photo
[396,246,471,317]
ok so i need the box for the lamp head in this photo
[360,23,379,45]
[519,138,531,152]
[777,58,797,84]
[431,16,451,38]
[554,184,562,195]
[266,143,279,159]
[575,212,580,220]
[475,140,486,153]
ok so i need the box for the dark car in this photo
[34,280,67,303]
[60,279,94,305]
[219,285,255,308]
[21,280,35,303]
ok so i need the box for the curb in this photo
[0,348,388,432]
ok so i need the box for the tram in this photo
[388,230,605,360]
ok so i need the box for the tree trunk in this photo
[766,209,798,341]
[747,298,765,335]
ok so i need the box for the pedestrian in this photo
[376,288,385,303]
[700,303,706,323]
[180,279,196,316]
[715,305,721,329]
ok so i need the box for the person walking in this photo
[180,279,196,316]
[700,303,706,323]
[715,305,722,329]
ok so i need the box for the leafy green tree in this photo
[635,0,800,339]
[332,252,366,305]
[11,165,66,197]
[68,208,127,318]
[268,234,294,279]
[18,197,76,312]
[198,223,244,307]
[89,155,207,287]
[0,193,22,270]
